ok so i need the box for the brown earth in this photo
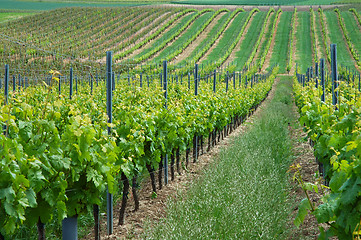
[92,11,157,54]
[289,97,323,240]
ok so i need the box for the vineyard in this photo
[1,4,361,240]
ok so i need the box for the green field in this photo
[3,0,361,11]
[295,11,313,72]
[204,12,248,63]
[325,11,356,69]
[269,11,292,73]
[172,0,341,5]
[234,11,266,69]
[0,0,144,10]
[1,5,361,240]
[0,12,35,22]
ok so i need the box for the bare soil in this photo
[288,101,322,239]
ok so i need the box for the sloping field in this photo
[1,5,361,240]
[0,6,358,74]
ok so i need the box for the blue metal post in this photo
[226,71,229,92]
[12,75,15,92]
[163,61,168,185]
[188,72,190,90]
[58,75,61,95]
[140,73,143,88]
[106,51,113,235]
[194,64,198,96]
[320,59,325,102]
[4,65,9,104]
[213,70,216,93]
[18,74,21,91]
[331,44,338,106]
[62,216,77,240]
[69,68,73,99]
[233,71,236,89]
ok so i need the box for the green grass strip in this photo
[144,74,297,240]
[153,11,214,62]
[181,11,230,65]
[314,9,328,68]
[0,12,34,22]
[336,9,361,66]
[287,8,296,72]
[170,8,247,75]
[191,8,244,63]
[343,10,361,62]
[114,8,196,60]
[213,9,257,68]
[310,8,318,63]
[325,11,356,70]
[133,9,214,63]
[234,11,266,70]
[269,11,292,73]
[245,8,275,67]
[350,8,361,25]
[154,8,229,62]
[257,12,276,61]
[204,12,248,63]
[318,8,331,64]
[259,8,282,69]
[295,11,312,73]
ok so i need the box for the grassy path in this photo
[325,11,356,70]
[202,12,248,64]
[269,11,292,73]
[143,76,300,239]
[295,11,312,73]
[234,11,266,69]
